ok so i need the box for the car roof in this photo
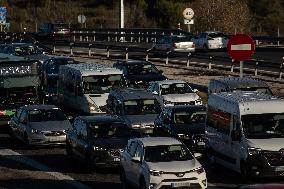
[22,104,60,111]
[164,105,206,112]
[111,88,156,100]
[77,115,123,124]
[212,77,268,89]
[136,137,182,147]
[116,59,153,65]
[153,80,186,85]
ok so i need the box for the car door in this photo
[131,143,144,185]
[125,141,138,183]
[70,118,81,159]
[76,121,89,160]
[10,108,23,138]
[18,110,29,140]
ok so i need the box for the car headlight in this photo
[177,133,190,140]
[163,99,173,105]
[248,147,262,155]
[149,169,163,176]
[31,129,42,134]
[193,167,205,174]
[132,124,141,128]
[93,146,107,151]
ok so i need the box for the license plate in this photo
[198,141,205,146]
[48,137,60,142]
[171,182,190,188]
[275,166,284,172]
[113,158,120,162]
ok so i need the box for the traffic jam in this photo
[0,1,282,184]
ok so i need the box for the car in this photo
[66,115,141,169]
[9,104,71,146]
[40,56,77,103]
[152,35,195,52]
[120,137,207,189]
[240,184,284,189]
[113,60,167,88]
[106,88,160,135]
[36,22,71,42]
[0,43,51,63]
[154,105,207,153]
[208,77,273,95]
[192,31,228,50]
[147,80,202,107]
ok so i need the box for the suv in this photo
[106,88,160,135]
[113,60,167,88]
[152,35,195,52]
[208,77,273,95]
[154,105,206,153]
[192,31,228,50]
[147,80,202,107]
[66,115,140,169]
[120,137,207,189]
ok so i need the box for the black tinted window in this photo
[28,109,66,122]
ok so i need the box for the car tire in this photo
[120,169,130,189]
[139,178,146,189]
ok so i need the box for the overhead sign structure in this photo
[0,7,7,24]
[183,8,194,20]
[227,34,255,77]
[227,34,255,61]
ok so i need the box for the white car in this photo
[120,137,207,189]
[192,31,228,50]
[152,35,195,52]
[147,80,202,107]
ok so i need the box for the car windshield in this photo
[174,111,206,124]
[232,87,272,95]
[161,83,193,95]
[83,74,125,94]
[47,59,76,73]
[144,144,193,162]
[0,87,38,106]
[14,45,42,56]
[127,63,159,75]
[28,109,67,122]
[242,113,284,139]
[89,122,133,138]
[172,36,192,42]
[124,99,157,115]
[208,32,226,38]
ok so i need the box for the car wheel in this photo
[120,169,130,189]
[139,178,146,189]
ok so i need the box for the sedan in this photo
[9,104,71,146]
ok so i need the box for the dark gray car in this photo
[9,104,71,146]
[106,88,160,135]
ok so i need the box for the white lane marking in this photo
[0,148,91,189]
[231,44,251,50]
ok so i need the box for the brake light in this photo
[173,43,177,48]
[0,110,5,115]
[192,43,195,48]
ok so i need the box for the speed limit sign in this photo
[183,8,194,20]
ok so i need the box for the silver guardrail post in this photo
[115,32,118,42]
[280,58,284,79]
[254,61,259,76]
[106,46,110,58]
[187,53,191,67]
[93,31,96,42]
[125,47,129,60]
[52,42,56,53]
[138,32,141,43]
[73,32,76,42]
[79,31,82,41]
[88,43,92,57]
[146,32,149,43]
[166,50,171,65]
[208,56,213,70]
[86,31,89,42]
[70,42,74,56]
[107,31,110,42]
[231,59,235,72]
[130,32,133,43]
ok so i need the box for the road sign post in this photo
[227,34,255,78]
[183,8,194,32]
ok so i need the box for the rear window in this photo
[172,36,192,43]
[208,32,226,38]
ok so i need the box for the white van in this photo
[206,91,284,178]
[58,63,126,114]
[192,31,228,50]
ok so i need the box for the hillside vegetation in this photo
[2,0,283,36]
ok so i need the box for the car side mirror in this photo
[152,91,158,95]
[131,156,142,163]
[231,130,242,142]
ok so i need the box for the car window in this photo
[200,33,207,38]
[128,141,138,157]
[174,111,206,124]
[160,83,193,95]
[28,109,67,122]
[16,108,23,118]
[134,143,143,158]
[19,110,28,123]
[89,122,131,138]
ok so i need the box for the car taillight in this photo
[192,43,195,48]
[0,110,5,115]
[173,43,177,48]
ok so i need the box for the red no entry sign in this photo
[227,34,255,61]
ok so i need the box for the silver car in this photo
[9,104,71,146]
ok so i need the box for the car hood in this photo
[92,137,129,149]
[25,54,51,62]
[163,93,199,102]
[147,159,201,172]
[172,124,205,135]
[29,120,71,131]
[87,93,108,108]
[127,74,167,83]
[123,114,158,125]
[247,138,284,151]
